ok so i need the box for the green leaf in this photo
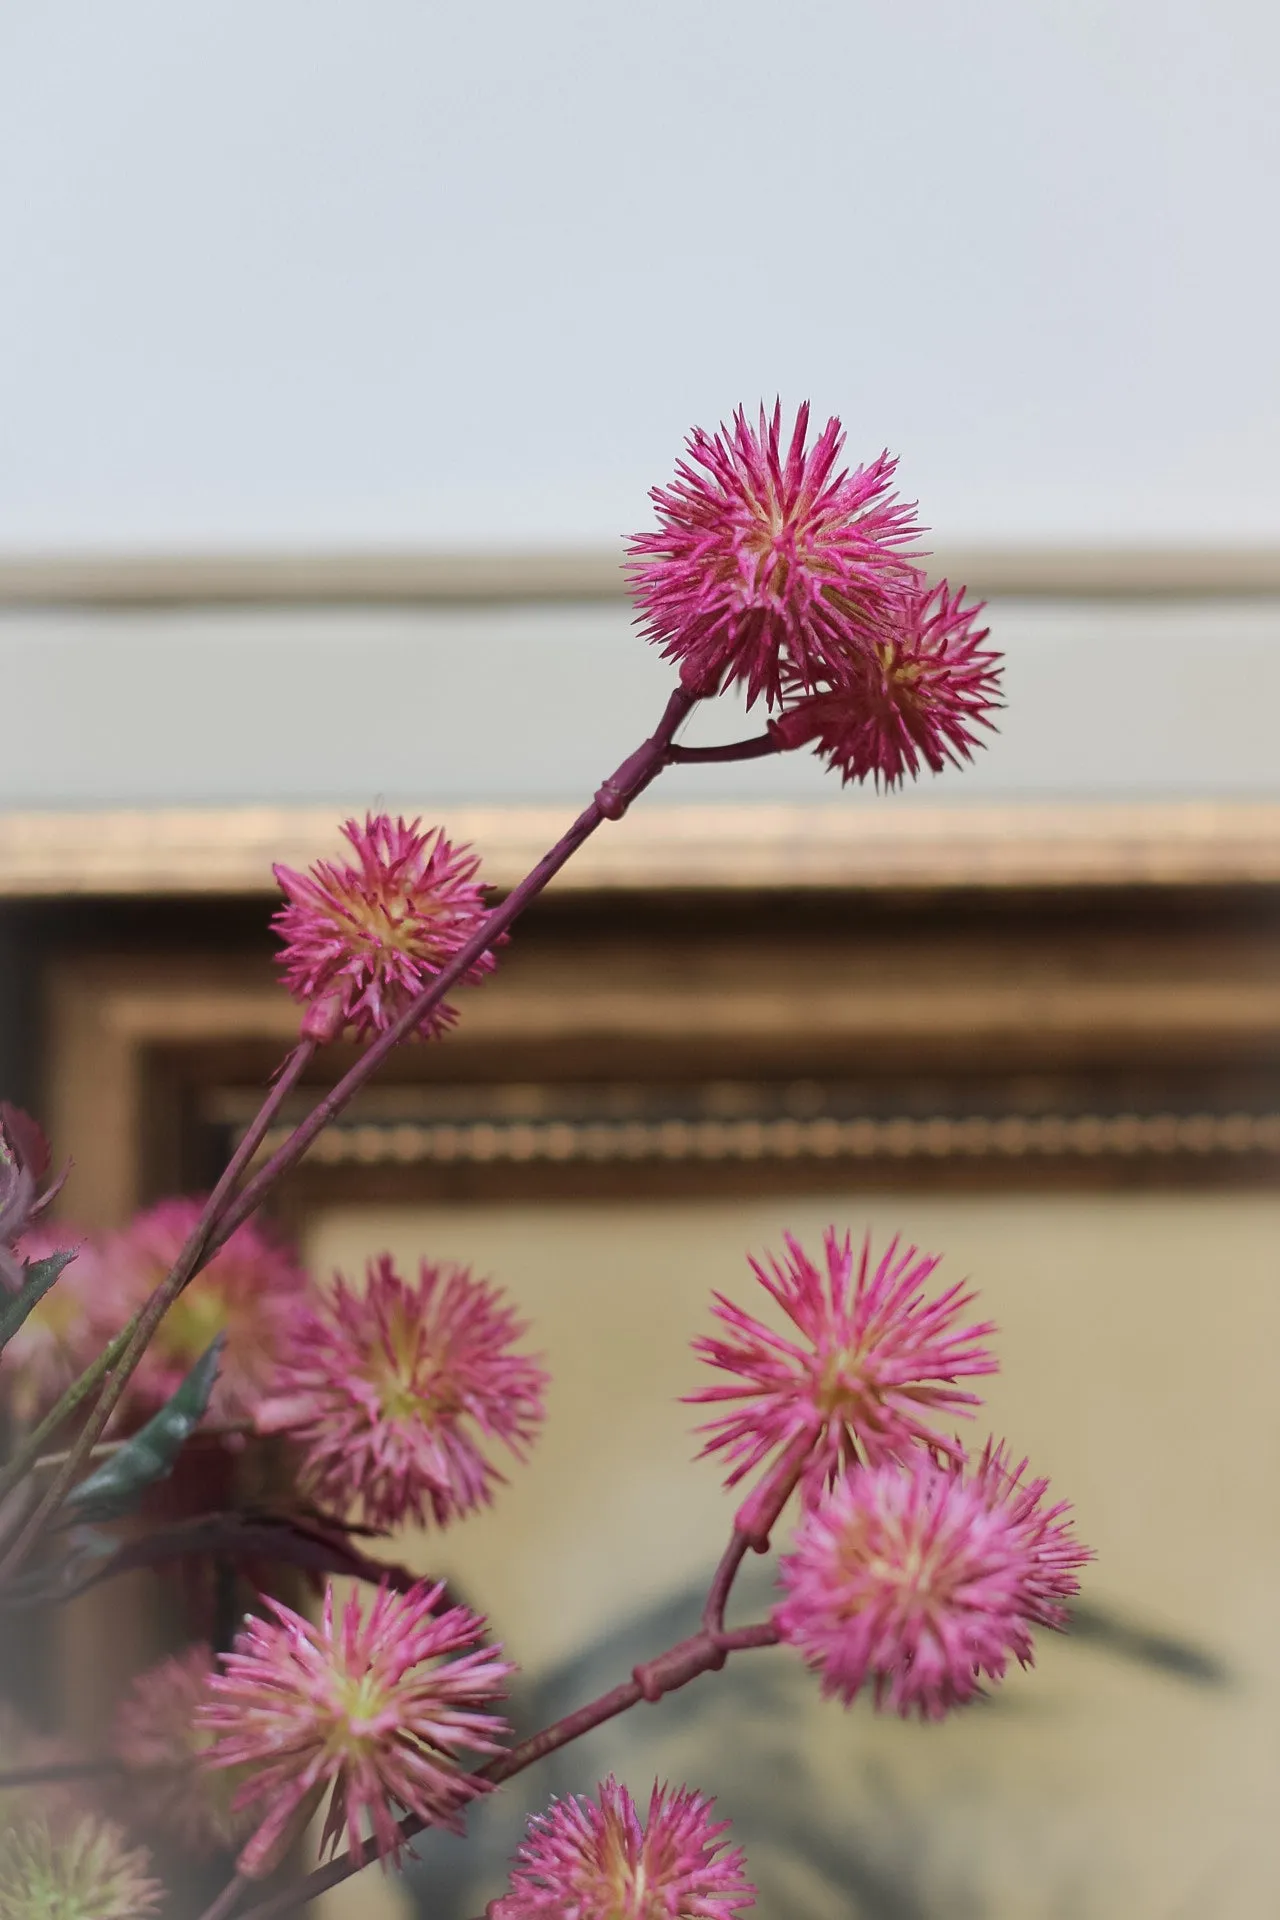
[63,1333,226,1523]
[0,1251,77,1353]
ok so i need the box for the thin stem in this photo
[666,733,779,765]
[0,1312,141,1510]
[701,1528,752,1634]
[31,1418,253,1476]
[233,1521,774,1920]
[0,688,696,1576]
[213,685,695,1253]
[235,1624,779,1920]
[206,1040,317,1227]
[195,1873,250,1920]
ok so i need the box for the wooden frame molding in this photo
[8,800,1280,898]
[2,546,1280,605]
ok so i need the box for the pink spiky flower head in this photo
[272,815,498,1044]
[113,1643,255,1855]
[491,1776,754,1919]
[3,1225,102,1427]
[198,1579,515,1876]
[688,1228,997,1524]
[770,574,1002,787]
[0,1812,162,1920]
[626,402,922,707]
[97,1198,311,1424]
[774,1443,1091,1722]
[256,1253,548,1532]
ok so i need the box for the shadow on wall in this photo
[403,1562,1228,1920]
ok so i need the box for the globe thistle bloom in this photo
[626,401,921,707]
[113,1643,255,1854]
[2,1225,102,1427]
[774,1443,1091,1721]
[0,1812,162,1920]
[96,1198,312,1424]
[198,1579,514,1875]
[256,1253,548,1531]
[272,815,498,1043]
[688,1229,997,1508]
[491,1776,754,1919]
[770,575,1002,787]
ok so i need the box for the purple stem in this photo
[702,1528,752,1634]
[0,687,697,1573]
[0,1041,317,1580]
[210,683,698,1252]
[666,733,779,765]
[195,1873,250,1920]
[233,1576,779,1920]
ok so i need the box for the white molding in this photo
[1,547,1280,606]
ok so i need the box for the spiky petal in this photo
[688,1228,997,1506]
[0,1812,162,1920]
[272,815,498,1043]
[491,1776,754,1918]
[626,402,921,707]
[113,1643,255,1854]
[771,575,1002,787]
[774,1443,1092,1721]
[198,1579,514,1875]
[256,1253,548,1531]
[95,1198,312,1424]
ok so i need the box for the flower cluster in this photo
[491,1777,754,1919]
[273,814,499,1043]
[690,1224,1089,1719]
[628,401,1001,785]
[0,401,1092,1920]
[198,1579,514,1875]
[256,1252,548,1531]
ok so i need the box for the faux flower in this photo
[0,1812,162,1920]
[272,815,498,1043]
[198,1579,514,1875]
[112,1643,255,1854]
[256,1253,548,1531]
[2,1225,102,1427]
[770,575,1002,786]
[774,1443,1091,1721]
[96,1198,312,1423]
[491,1776,754,1918]
[689,1228,997,1506]
[626,401,921,706]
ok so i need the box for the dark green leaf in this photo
[63,1333,225,1523]
[0,1251,77,1352]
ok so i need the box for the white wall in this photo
[1,598,1278,808]
[2,2,1278,552]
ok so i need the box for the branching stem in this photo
[0,689,696,1572]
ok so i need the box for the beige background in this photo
[307,1191,1280,1917]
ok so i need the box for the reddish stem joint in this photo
[632,1629,726,1702]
